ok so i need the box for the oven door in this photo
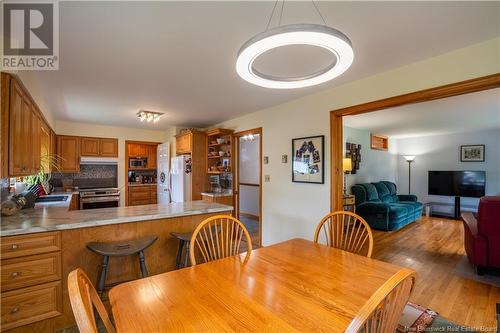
[80,196,120,210]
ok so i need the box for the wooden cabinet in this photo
[80,137,99,156]
[57,135,80,173]
[147,145,157,169]
[128,143,148,157]
[99,138,118,157]
[202,194,233,206]
[81,137,118,157]
[128,185,157,206]
[173,130,207,200]
[176,133,192,155]
[8,79,33,176]
[2,73,57,178]
[0,232,62,331]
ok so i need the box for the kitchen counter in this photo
[34,192,77,209]
[1,200,232,236]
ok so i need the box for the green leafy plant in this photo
[23,153,63,193]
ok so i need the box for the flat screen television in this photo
[428,171,486,198]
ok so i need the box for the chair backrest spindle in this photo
[190,215,253,265]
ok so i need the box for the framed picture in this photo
[460,145,485,162]
[292,135,324,184]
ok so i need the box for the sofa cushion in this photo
[362,183,380,202]
[399,201,424,211]
[373,182,396,203]
[388,204,411,221]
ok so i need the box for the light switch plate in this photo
[263,156,269,164]
[282,155,287,163]
[265,175,270,182]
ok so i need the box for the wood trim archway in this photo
[234,127,263,247]
[330,73,500,211]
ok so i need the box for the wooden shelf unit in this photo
[206,128,234,175]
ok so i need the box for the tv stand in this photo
[425,198,478,220]
[454,196,461,220]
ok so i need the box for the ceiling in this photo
[27,1,500,129]
[344,88,500,138]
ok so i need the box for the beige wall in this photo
[215,37,500,246]
[55,120,168,206]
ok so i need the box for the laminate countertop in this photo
[1,201,233,237]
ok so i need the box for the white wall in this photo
[343,126,398,191]
[55,120,167,206]
[396,129,500,207]
[214,37,500,246]
[239,137,260,216]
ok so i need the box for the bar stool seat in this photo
[87,236,158,257]
[87,235,158,296]
[170,232,193,269]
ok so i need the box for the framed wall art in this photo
[292,135,324,184]
[460,144,485,162]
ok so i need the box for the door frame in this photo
[330,73,500,211]
[234,127,263,247]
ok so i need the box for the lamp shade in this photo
[403,155,416,162]
[343,158,352,172]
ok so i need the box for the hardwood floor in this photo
[372,216,499,328]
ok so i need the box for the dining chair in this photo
[345,268,417,333]
[68,268,117,333]
[313,211,374,257]
[189,214,252,265]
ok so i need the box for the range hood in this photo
[80,157,118,165]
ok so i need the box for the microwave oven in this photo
[129,158,148,168]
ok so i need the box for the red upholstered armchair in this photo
[461,196,500,275]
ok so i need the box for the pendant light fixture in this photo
[236,0,353,89]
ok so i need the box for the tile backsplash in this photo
[50,164,118,189]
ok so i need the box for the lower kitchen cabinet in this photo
[128,185,157,206]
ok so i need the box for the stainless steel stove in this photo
[79,188,120,210]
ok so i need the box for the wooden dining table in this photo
[109,238,406,332]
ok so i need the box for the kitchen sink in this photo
[36,195,69,202]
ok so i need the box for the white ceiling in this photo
[344,88,500,138]
[27,1,500,129]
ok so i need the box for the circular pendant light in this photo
[236,23,354,89]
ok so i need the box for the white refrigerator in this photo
[170,155,192,203]
[157,143,171,204]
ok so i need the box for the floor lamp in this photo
[403,155,416,195]
[342,158,352,195]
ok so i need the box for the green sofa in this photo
[351,181,423,231]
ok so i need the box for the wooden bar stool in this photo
[86,235,158,295]
[170,232,192,269]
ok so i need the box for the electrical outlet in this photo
[263,156,269,164]
[282,155,287,163]
[264,175,270,182]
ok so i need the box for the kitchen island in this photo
[0,200,232,333]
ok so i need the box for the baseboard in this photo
[240,212,259,220]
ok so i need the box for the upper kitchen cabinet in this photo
[57,135,81,173]
[8,77,34,176]
[80,137,99,156]
[175,129,206,155]
[99,138,118,157]
[1,72,56,177]
[81,137,118,157]
[128,143,148,158]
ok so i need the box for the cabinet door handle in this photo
[11,272,19,278]
[10,307,19,314]
[11,244,18,250]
